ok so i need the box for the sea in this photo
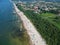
[0,0,21,45]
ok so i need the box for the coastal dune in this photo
[13,3,47,45]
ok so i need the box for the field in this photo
[17,5,60,45]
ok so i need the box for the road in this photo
[13,3,47,45]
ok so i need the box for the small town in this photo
[16,1,60,14]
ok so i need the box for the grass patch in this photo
[40,13,56,19]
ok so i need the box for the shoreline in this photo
[13,3,47,45]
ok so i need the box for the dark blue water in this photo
[0,0,21,45]
[20,0,60,2]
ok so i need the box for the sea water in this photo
[0,0,21,45]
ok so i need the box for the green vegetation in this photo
[17,5,60,45]
[40,13,56,18]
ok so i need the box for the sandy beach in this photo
[13,3,47,45]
